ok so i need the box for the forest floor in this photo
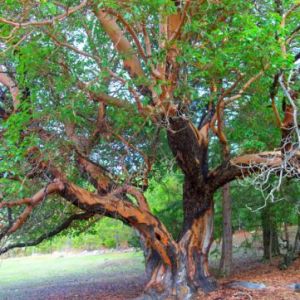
[0,231,299,299]
[205,256,300,300]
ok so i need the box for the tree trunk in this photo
[59,155,217,299]
[143,185,217,299]
[141,117,218,299]
[261,204,280,260]
[294,215,300,256]
[219,183,233,276]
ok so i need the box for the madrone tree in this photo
[0,0,299,298]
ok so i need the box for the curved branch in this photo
[59,179,177,268]
[77,154,114,195]
[1,165,177,268]
[0,181,64,235]
[0,212,94,255]
[112,185,150,212]
[286,25,300,45]
[281,3,300,29]
[0,65,19,110]
[37,157,177,267]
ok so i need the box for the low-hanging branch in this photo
[0,211,94,255]
[0,181,65,236]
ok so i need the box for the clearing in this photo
[0,243,299,299]
[0,251,145,300]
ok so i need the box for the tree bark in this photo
[142,116,217,298]
[31,148,218,298]
[144,193,216,299]
[141,178,216,298]
[219,183,233,276]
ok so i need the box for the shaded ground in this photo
[0,231,299,299]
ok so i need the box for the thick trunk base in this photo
[143,259,216,300]
[141,206,217,299]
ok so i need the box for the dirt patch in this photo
[3,275,146,300]
[46,276,146,300]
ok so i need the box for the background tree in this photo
[0,0,299,298]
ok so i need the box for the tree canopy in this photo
[0,0,299,298]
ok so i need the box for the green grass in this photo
[0,251,144,291]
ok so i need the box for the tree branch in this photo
[0,65,19,110]
[94,9,144,79]
[0,1,88,28]
[0,212,94,255]
[76,153,115,195]
[169,0,191,41]
[208,151,300,190]
[0,181,64,235]
[224,67,267,105]
[104,9,147,61]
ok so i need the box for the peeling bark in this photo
[144,201,216,299]
[94,9,144,78]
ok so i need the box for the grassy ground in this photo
[0,251,145,300]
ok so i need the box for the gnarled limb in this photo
[50,179,178,281]
[29,155,178,274]
[76,153,114,195]
[0,166,177,279]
